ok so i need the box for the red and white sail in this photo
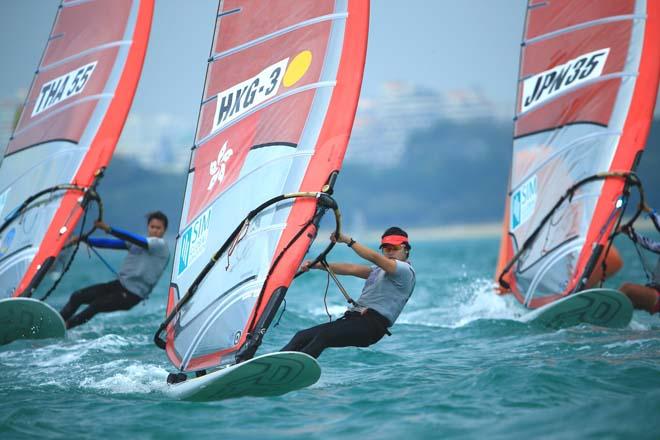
[0,0,154,298]
[164,1,369,372]
[496,0,660,308]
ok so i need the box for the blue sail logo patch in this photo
[511,175,537,231]
[178,208,211,275]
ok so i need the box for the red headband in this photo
[380,235,409,246]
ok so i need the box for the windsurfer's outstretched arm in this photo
[84,237,128,250]
[71,221,148,250]
[300,260,371,279]
[299,231,401,278]
[95,221,149,249]
[330,232,399,275]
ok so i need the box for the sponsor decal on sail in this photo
[521,48,609,113]
[213,58,289,132]
[511,174,537,230]
[32,61,97,116]
[178,207,211,275]
[211,50,313,133]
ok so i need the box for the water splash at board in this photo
[398,278,523,329]
[80,362,169,395]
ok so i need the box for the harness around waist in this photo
[344,309,392,336]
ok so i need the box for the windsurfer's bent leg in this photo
[281,325,319,353]
[60,280,116,321]
[63,280,141,329]
[281,320,344,353]
[282,313,387,359]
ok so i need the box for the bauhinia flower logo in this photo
[207,140,233,191]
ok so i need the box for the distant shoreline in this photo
[401,223,502,241]
[322,217,658,242]
[321,222,502,242]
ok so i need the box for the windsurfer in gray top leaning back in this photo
[59,211,170,329]
[282,227,416,358]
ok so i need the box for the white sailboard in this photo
[0,298,65,345]
[167,352,321,402]
[521,288,633,329]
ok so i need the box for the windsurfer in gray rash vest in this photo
[59,211,170,329]
[282,227,416,358]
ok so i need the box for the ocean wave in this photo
[79,362,169,395]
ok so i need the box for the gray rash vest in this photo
[118,237,170,299]
[351,259,416,326]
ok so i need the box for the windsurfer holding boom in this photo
[59,211,170,329]
[282,227,416,358]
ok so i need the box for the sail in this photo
[161,1,369,372]
[496,0,660,308]
[0,0,154,298]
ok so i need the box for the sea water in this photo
[1,237,658,439]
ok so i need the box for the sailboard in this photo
[0,297,66,345]
[0,0,154,342]
[167,351,321,402]
[495,0,660,327]
[521,288,633,329]
[154,1,369,399]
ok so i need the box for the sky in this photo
[0,1,528,128]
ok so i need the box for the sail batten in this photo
[40,41,135,73]
[195,80,336,145]
[515,73,638,119]
[524,14,645,44]
[11,94,117,140]
[211,12,348,62]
